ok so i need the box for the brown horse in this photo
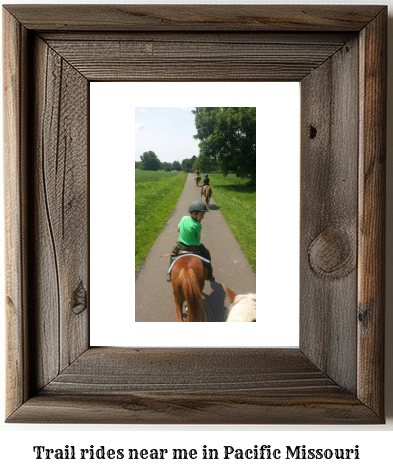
[195,175,201,186]
[171,255,208,321]
[202,185,212,208]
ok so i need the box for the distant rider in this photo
[201,173,210,197]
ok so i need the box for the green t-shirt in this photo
[178,216,201,246]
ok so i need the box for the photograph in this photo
[134,106,257,324]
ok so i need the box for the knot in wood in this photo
[309,125,317,139]
[72,281,87,315]
[308,228,355,279]
[358,307,370,326]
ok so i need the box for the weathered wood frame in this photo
[3,5,386,423]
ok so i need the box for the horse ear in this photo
[222,283,237,304]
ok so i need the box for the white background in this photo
[90,82,300,347]
[1,1,392,473]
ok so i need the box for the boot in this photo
[206,272,215,281]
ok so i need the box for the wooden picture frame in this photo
[3,5,386,424]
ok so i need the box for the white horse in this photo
[222,284,256,322]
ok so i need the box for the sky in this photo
[135,107,200,163]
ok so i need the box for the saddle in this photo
[160,250,210,278]
[160,250,202,257]
[166,253,211,276]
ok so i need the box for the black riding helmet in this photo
[188,200,209,213]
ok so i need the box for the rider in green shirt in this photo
[177,215,202,246]
[167,200,214,282]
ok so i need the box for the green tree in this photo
[161,161,172,172]
[171,160,181,171]
[192,107,256,183]
[181,158,194,173]
[140,151,161,171]
[190,155,197,172]
[193,154,214,174]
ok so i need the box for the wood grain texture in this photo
[30,36,89,390]
[46,36,348,81]
[357,8,387,417]
[300,36,359,394]
[3,5,386,424]
[7,348,379,424]
[9,392,378,425]
[3,8,30,419]
[3,4,385,32]
[40,32,354,43]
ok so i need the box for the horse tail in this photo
[204,186,211,206]
[179,267,203,322]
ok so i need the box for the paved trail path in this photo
[135,173,256,322]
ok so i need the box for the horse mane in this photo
[225,293,256,322]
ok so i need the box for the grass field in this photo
[135,170,181,184]
[135,170,187,270]
[208,173,256,274]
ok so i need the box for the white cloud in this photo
[135,122,146,129]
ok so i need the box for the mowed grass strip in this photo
[209,173,256,274]
[135,170,180,184]
[135,171,187,270]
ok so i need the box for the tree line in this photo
[135,152,197,173]
[136,107,256,183]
